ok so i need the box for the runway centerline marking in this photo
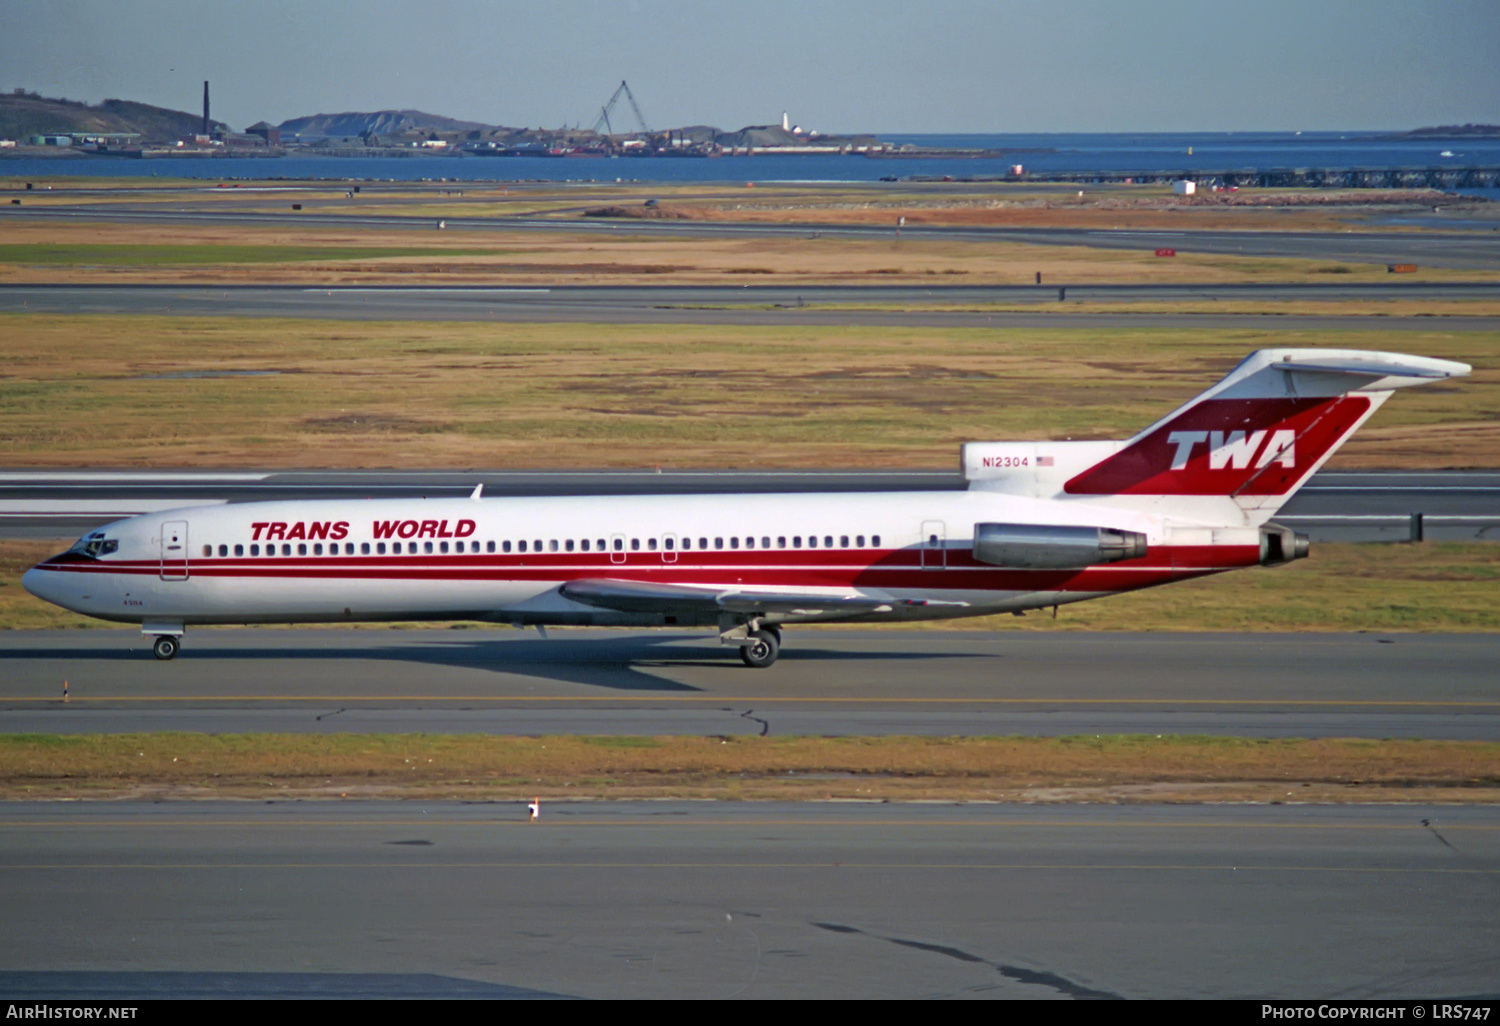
[7,695,1498,707]
[5,862,1495,875]
[8,819,1497,831]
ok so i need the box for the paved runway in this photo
[1,801,1496,998]
[5,282,1500,329]
[8,203,1500,268]
[4,468,1496,541]
[4,630,1497,739]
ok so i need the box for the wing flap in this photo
[560,578,892,616]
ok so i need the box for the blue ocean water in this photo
[2,132,1497,185]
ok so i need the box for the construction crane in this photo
[591,81,651,138]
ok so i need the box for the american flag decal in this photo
[1037,455,1054,466]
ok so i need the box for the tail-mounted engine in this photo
[1259,522,1310,566]
[973,523,1148,569]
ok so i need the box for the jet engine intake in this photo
[972,522,1148,569]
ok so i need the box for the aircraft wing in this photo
[559,578,896,617]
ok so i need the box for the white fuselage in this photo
[22,489,1258,629]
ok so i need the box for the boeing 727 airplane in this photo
[23,348,1470,666]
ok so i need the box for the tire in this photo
[152,635,179,661]
[739,628,780,669]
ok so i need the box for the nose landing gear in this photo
[143,621,185,661]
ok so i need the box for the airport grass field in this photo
[2,732,1497,803]
[1,314,1494,469]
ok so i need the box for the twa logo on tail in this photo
[1067,395,1372,496]
[1167,429,1296,471]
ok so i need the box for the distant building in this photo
[1172,179,1197,195]
[245,121,281,146]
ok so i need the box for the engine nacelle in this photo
[1259,522,1310,566]
[972,522,1148,569]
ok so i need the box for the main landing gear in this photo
[739,625,782,669]
[152,635,180,661]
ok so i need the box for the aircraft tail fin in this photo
[966,349,1469,521]
[1063,349,1468,504]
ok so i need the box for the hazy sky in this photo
[4,0,1498,133]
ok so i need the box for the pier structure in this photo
[909,165,1500,189]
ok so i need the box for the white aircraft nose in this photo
[22,565,69,607]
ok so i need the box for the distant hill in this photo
[1399,124,1500,138]
[0,91,224,141]
[276,110,504,139]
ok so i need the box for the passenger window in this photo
[580,539,589,552]
[777,536,786,548]
[664,537,673,550]
[282,544,292,556]
[250,544,259,556]
[202,545,212,558]
[518,541,527,553]
[873,534,881,547]
[377,543,386,555]
[440,541,449,554]
[565,540,574,552]
[698,538,707,550]
[648,538,657,551]
[218,545,228,557]
[234,544,244,557]
[361,543,370,555]
[857,535,865,547]
[425,542,434,554]
[487,541,495,553]
[825,536,834,548]
[631,539,640,551]
[313,543,323,556]
[731,537,740,549]
[841,536,849,548]
[297,544,307,556]
[681,538,690,550]
[613,538,623,551]
[534,540,543,552]
[714,537,724,550]
[808,536,817,548]
[793,536,802,548]
[503,540,512,553]
[549,540,559,553]
[762,537,770,549]
[596,539,605,551]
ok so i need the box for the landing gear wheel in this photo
[739,628,780,669]
[152,635,179,661]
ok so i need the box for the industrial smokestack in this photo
[202,81,209,136]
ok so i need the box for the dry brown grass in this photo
[1,314,1492,469]
[2,733,1496,802]
[666,190,1469,233]
[4,198,1494,286]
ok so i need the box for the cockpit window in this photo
[68,533,118,558]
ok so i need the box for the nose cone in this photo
[22,564,71,609]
